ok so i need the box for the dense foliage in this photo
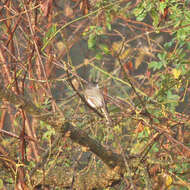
[0,0,190,189]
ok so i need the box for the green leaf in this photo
[148,61,163,71]
[151,143,159,153]
[136,11,147,21]
[159,2,167,15]
[167,91,179,101]
[106,22,112,31]
[151,9,159,27]
[99,44,110,54]
[88,34,96,49]
[0,179,3,188]
[177,28,187,41]
[43,24,57,45]
[133,7,144,17]
[95,52,103,60]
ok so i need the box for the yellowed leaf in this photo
[56,41,65,53]
[135,53,144,69]
[172,68,181,79]
[64,3,74,18]
[164,174,173,187]
[82,146,89,152]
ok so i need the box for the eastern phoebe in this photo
[84,82,112,126]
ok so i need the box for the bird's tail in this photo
[101,107,112,127]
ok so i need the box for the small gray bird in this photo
[84,82,112,126]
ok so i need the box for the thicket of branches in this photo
[0,0,190,189]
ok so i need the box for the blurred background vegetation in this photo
[0,0,190,189]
